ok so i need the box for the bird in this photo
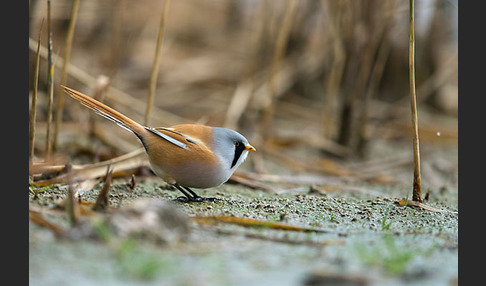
[62,86,255,202]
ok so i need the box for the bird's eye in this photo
[234,141,240,147]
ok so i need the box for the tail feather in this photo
[63,85,190,150]
[62,86,146,136]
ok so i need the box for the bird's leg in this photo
[172,184,216,202]
[173,184,194,202]
[183,186,203,200]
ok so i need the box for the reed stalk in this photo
[45,0,54,159]
[53,0,80,150]
[145,0,171,126]
[29,20,43,168]
[409,0,422,202]
[262,0,296,140]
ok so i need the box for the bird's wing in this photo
[145,127,189,150]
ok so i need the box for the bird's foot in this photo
[172,184,218,203]
[173,195,218,203]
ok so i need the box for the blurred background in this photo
[28,3,458,283]
[29,0,458,188]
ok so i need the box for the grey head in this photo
[211,127,254,173]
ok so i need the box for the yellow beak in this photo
[245,144,256,152]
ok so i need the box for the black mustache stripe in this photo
[231,142,246,168]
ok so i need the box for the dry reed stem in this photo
[320,0,350,141]
[224,0,267,130]
[361,35,392,113]
[145,0,171,126]
[30,163,66,177]
[29,20,43,168]
[29,208,65,236]
[92,165,113,212]
[64,162,80,227]
[409,0,422,202]
[191,215,331,233]
[108,0,123,73]
[32,148,147,187]
[53,0,80,151]
[334,2,378,154]
[45,0,54,159]
[398,199,453,213]
[224,80,253,130]
[262,0,297,140]
[415,52,458,104]
[355,3,395,155]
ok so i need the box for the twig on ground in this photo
[32,148,148,186]
[397,199,455,214]
[64,162,80,227]
[93,165,113,212]
[29,208,65,236]
[191,215,333,233]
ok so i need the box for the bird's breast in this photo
[145,131,229,188]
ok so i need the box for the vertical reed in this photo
[409,0,422,202]
[53,0,80,150]
[29,20,43,168]
[45,0,54,159]
[145,0,171,126]
[262,0,297,140]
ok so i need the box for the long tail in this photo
[62,86,147,137]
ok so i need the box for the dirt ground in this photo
[29,138,458,286]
